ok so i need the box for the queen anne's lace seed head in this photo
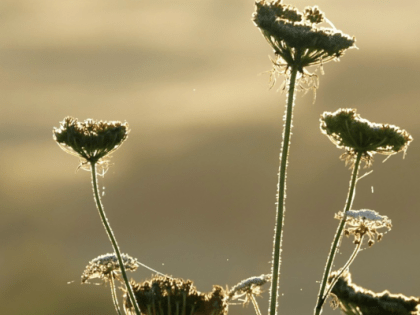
[335,210,392,247]
[81,253,140,284]
[227,274,271,300]
[329,271,420,315]
[53,116,129,173]
[320,109,413,167]
[252,0,355,74]
[124,275,227,315]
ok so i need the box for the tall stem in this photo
[268,66,298,315]
[90,162,142,315]
[314,152,363,315]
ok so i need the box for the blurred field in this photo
[1,0,420,314]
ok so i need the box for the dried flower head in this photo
[252,0,355,75]
[227,274,271,301]
[329,271,420,315]
[124,275,227,315]
[81,253,140,284]
[335,210,392,247]
[320,109,413,166]
[53,116,129,172]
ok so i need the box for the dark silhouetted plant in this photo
[314,109,412,315]
[252,2,355,315]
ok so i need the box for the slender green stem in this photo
[110,275,123,315]
[322,239,362,302]
[268,65,299,315]
[314,151,363,315]
[90,162,142,315]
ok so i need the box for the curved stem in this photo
[314,151,363,315]
[322,239,362,302]
[110,275,123,315]
[268,65,299,315]
[90,162,142,315]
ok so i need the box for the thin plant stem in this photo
[269,65,299,315]
[110,275,123,315]
[322,239,363,302]
[314,151,363,315]
[90,162,142,315]
[249,294,263,315]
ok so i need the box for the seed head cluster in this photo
[227,274,271,301]
[53,116,129,171]
[252,0,355,73]
[124,275,227,315]
[81,253,140,284]
[329,271,420,315]
[320,109,413,166]
[335,210,392,247]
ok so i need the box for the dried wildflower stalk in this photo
[321,210,392,307]
[53,117,142,315]
[329,271,420,315]
[314,110,412,315]
[81,253,141,285]
[252,2,355,315]
[81,253,141,314]
[124,275,227,315]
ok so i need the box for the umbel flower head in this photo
[252,0,355,74]
[321,109,413,166]
[53,116,129,172]
[81,253,140,284]
[335,209,392,247]
[227,274,271,301]
[329,271,420,315]
[124,275,227,315]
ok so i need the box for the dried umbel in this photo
[81,253,140,284]
[320,109,413,166]
[53,116,129,172]
[252,0,355,74]
[329,271,420,315]
[227,274,270,315]
[124,275,227,315]
[227,274,271,301]
[335,209,392,247]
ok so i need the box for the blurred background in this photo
[1,0,419,314]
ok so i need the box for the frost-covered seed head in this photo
[227,274,271,300]
[81,253,140,284]
[335,210,392,247]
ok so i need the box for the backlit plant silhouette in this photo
[252,1,355,315]
[53,117,142,315]
[314,109,412,315]
[51,1,418,315]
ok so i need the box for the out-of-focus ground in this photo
[1,0,419,314]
